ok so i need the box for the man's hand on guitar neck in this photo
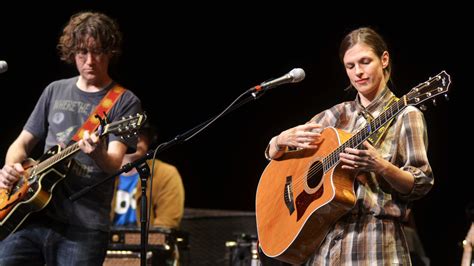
[78,130,103,155]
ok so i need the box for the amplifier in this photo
[105,226,189,266]
[103,250,153,266]
[108,226,174,251]
[180,208,256,265]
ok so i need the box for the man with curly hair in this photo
[0,11,142,265]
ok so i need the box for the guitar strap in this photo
[71,84,126,142]
[364,95,398,147]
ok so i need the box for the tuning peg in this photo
[419,104,428,111]
[432,99,437,106]
[444,94,449,101]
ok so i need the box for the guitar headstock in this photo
[406,70,451,107]
[101,112,147,137]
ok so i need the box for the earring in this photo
[344,84,353,91]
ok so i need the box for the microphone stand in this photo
[69,87,270,266]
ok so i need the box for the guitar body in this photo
[256,127,358,264]
[0,145,71,240]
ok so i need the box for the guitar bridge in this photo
[284,176,295,215]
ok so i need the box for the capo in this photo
[95,112,110,135]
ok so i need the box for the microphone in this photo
[250,68,305,92]
[0,61,8,73]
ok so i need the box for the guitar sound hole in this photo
[307,161,323,189]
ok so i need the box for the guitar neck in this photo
[35,143,82,174]
[322,96,408,172]
[35,130,102,174]
[30,113,146,176]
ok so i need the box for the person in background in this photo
[111,123,185,229]
[0,11,142,265]
[264,27,433,265]
[110,123,185,265]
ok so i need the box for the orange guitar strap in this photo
[71,84,126,142]
[366,95,398,147]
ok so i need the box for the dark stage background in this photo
[0,3,467,265]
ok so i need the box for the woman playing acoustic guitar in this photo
[260,27,436,265]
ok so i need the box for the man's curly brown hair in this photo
[57,11,122,64]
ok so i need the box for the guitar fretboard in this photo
[322,96,407,172]
[34,143,81,175]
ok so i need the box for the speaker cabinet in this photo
[180,208,257,265]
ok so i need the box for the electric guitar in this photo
[0,113,147,240]
[256,71,451,264]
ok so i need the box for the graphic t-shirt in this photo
[23,76,142,231]
[113,173,139,225]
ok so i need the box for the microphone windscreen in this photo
[290,68,305,83]
[0,61,8,73]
